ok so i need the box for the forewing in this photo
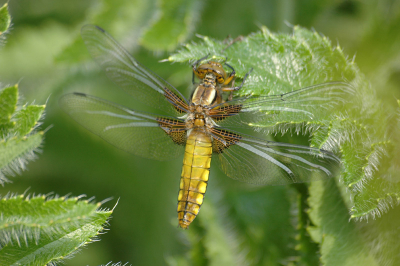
[212,128,340,185]
[60,93,186,160]
[81,25,189,116]
[212,81,354,128]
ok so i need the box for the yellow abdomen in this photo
[178,129,212,229]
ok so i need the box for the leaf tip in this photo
[159,57,170,63]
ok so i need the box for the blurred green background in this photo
[0,0,399,265]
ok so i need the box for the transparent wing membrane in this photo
[81,25,188,116]
[212,81,354,128]
[232,81,354,113]
[213,129,340,185]
[60,93,185,160]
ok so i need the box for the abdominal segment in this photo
[178,130,212,229]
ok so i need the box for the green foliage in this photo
[57,0,200,63]
[0,3,10,34]
[307,180,379,266]
[56,0,157,63]
[0,194,112,266]
[13,105,45,137]
[0,84,113,266]
[0,85,18,130]
[1,0,400,265]
[169,25,400,222]
[292,185,319,265]
[0,132,42,181]
[0,85,45,184]
[0,17,113,265]
[140,0,203,51]
[168,25,400,265]
[169,26,356,94]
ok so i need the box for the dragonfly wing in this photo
[60,93,186,160]
[211,128,340,185]
[81,25,189,116]
[239,81,354,113]
[211,81,354,128]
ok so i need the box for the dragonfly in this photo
[60,25,351,229]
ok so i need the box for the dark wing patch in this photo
[163,87,190,114]
[209,104,243,122]
[211,128,242,153]
[157,117,187,145]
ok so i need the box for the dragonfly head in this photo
[193,61,228,84]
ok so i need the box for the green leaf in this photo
[227,187,297,264]
[349,100,400,219]
[0,3,11,35]
[307,179,390,266]
[13,105,45,136]
[170,25,400,222]
[0,194,113,266]
[169,26,357,138]
[169,26,356,95]
[180,185,298,265]
[0,85,18,132]
[0,133,43,184]
[188,192,249,266]
[292,185,319,265]
[0,84,46,184]
[140,0,203,51]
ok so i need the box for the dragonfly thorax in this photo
[191,82,217,106]
[185,105,214,131]
[194,116,205,127]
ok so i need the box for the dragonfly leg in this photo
[222,68,253,100]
